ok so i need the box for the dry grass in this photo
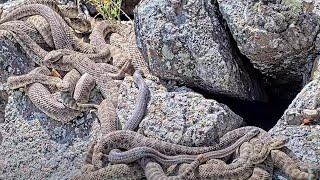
[88,0,128,20]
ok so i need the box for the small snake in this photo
[123,70,150,131]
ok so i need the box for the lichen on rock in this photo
[0,90,101,179]
[117,76,244,147]
[0,31,36,101]
[269,78,320,178]
[134,0,266,101]
[217,0,319,97]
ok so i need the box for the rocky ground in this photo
[270,78,320,178]
[0,0,23,8]
[0,90,96,179]
[0,0,320,179]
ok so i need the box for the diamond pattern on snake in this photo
[1,1,319,179]
[0,3,94,53]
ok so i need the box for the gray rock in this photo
[134,0,266,101]
[0,100,4,123]
[217,0,319,91]
[117,76,244,147]
[0,30,36,122]
[0,0,24,10]
[269,79,320,179]
[310,55,320,80]
[0,90,101,179]
[0,31,36,98]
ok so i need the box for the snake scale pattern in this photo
[1,0,319,179]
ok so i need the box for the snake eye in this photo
[186,170,191,176]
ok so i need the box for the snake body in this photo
[7,67,62,89]
[0,4,95,53]
[24,69,94,122]
[0,4,73,50]
[1,2,318,179]
[60,91,98,111]
[142,155,205,180]
[27,83,81,122]
[26,15,55,48]
[97,98,119,135]
[1,0,77,18]
[271,150,317,180]
[108,129,259,165]
[92,128,260,168]
[249,130,288,164]
[178,142,255,179]
[123,70,150,130]
[56,69,81,93]
[60,73,98,111]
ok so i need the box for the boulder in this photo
[0,90,99,179]
[134,0,266,101]
[0,0,23,9]
[217,0,319,94]
[269,78,320,179]
[0,30,36,122]
[117,76,244,147]
[0,31,36,98]
[310,55,320,80]
[311,0,320,53]
[0,99,4,123]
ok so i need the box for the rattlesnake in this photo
[177,141,255,180]
[1,1,318,179]
[91,128,260,168]
[141,155,205,180]
[108,129,259,165]
[7,67,62,90]
[25,68,95,122]
[0,4,95,53]
[123,70,150,130]
[89,20,151,76]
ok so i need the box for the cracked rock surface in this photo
[134,0,266,101]
[0,90,101,179]
[0,31,36,122]
[269,78,320,179]
[117,76,244,147]
[0,0,23,9]
[217,0,319,97]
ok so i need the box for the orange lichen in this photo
[302,118,313,125]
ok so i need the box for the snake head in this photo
[268,135,288,150]
[56,82,71,92]
[306,167,319,180]
[109,148,122,154]
[80,164,96,174]
[247,129,260,140]
[133,70,144,78]
[146,74,160,82]
[44,51,63,62]
[195,154,207,164]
